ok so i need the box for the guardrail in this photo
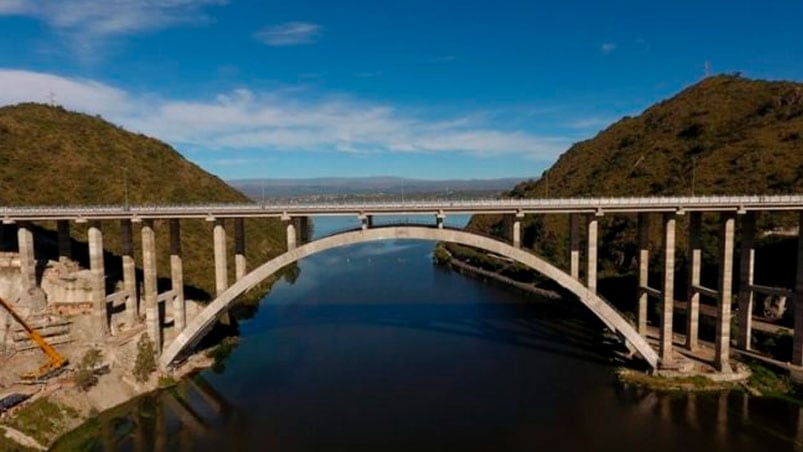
[0,194,802,221]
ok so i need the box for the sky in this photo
[0,1,802,180]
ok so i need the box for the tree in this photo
[73,348,103,391]
[133,333,156,382]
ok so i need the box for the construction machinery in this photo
[0,296,68,382]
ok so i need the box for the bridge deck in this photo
[1,195,802,222]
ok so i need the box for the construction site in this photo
[0,249,210,450]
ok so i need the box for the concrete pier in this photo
[142,220,160,351]
[715,213,735,372]
[512,212,523,248]
[793,211,803,365]
[285,219,297,251]
[16,223,36,292]
[637,213,650,336]
[57,220,71,262]
[737,212,755,350]
[660,213,676,367]
[569,214,580,279]
[121,219,138,325]
[686,212,702,351]
[436,212,446,229]
[213,219,228,296]
[88,222,108,336]
[234,218,246,281]
[170,219,185,332]
[586,215,598,294]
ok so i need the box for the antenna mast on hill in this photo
[704,61,712,78]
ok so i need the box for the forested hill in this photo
[0,103,286,299]
[510,75,803,199]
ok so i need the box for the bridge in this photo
[1,195,802,375]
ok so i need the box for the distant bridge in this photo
[1,195,802,375]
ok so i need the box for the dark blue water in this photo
[54,216,803,451]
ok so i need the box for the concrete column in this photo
[57,220,71,262]
[142,220,160,352]
[436,213,445,229]
[121,219,138,325]
[568,214,580,279]
[16,223,36,292]
[234,218,246,281]
[715,213,736,372]
[512,213,523,249]
[792,211,803,365]
[360,214,369,231]
[88,222,108,336]
[737,212,756,350]
[637,213,650,336]
[285,220,297,251]
[213,219,228,296]
[586,215,598,294]
[660,213,676,367]
[686,212,702,351]
[170,219,185,332]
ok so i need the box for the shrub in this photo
[133,333,156,382]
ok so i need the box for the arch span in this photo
[159,226,659,370]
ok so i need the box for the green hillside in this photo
[0,103,287,300]
[458,75,803,304]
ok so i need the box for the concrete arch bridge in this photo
[1,195,802,374]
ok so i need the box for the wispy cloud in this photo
[600,42,617,54]
[0,0,226,57]
[0,69,568,161]
[254,21,321,46]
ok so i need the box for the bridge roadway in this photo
[2,194,803,221]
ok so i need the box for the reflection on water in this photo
[53,377,803,451]
[53,216,803,451]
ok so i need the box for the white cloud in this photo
[0,0,226,56]
[600,42,617,54]
[254,22,321,46]
[0,69,567,160]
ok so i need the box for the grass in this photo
[4,397,79,445]
[616,368,738,392]
[0,428,36,452]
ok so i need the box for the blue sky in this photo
[1,1,802,180]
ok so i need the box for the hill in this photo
[458,75,803,298]
[0,103,287,300]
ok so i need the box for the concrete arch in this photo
[160,227,659,370]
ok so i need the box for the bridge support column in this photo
[234,218,246,281]
[170,219,185,332]
[16,222,36,293]
[142,220,160,352]
[88,222,108,336]
[637,213,650,336]
[792,212,803,365]
[569,214,580,279]
[715,213,735,372]
[686,212,702,351]
[213,219,228,295]
[285,218,297,251]
[121,219,138,326]
[436,213,445,229]
[586,215,598,294]
[57,220,71,262]
[660,213,676,367]
[737,212,755,350]
[512,212,524,248]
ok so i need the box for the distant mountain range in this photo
[228,176,529,200]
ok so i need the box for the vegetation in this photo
[133,333,156,382]
[206,336,240,373]
[450,75,803,319]
[0,103,288,300]
[616,368,738,392]
[4,397,78,445]
[73,348,103,391]
[0,430,36,452]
